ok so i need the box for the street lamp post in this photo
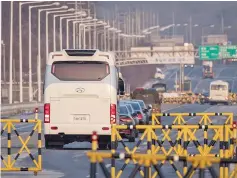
[49,8,74,51]
[69,17,95,49]
[201,25,215,45]
[67,17,94,49]
[28,3,60,102]
[58,15,91,49]
[1,41,6,83]
[53,12,86,51]
[45,6,69,60]
[35,3,61,102]
[9,1,13,104]
[82,22,111,49]
[19,1,43,103]
[104,24,110,51]
[37,3,60,102]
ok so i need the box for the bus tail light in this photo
[110,104,116,124]
[44,103,50,123]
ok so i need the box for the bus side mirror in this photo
[118,78,125,95]
[229,89,231,93]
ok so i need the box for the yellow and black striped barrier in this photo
[110,124,237,177]
[1,108,42,175]
[87,149,237,178]
[152,112,234,125]
[108,112,236,177]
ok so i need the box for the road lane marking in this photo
[86,173,98,177]
[72,151,87,159]
[106,164,111,168]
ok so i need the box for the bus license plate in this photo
[73,115,89,122]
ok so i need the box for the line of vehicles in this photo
[42,49,235,151]
[43,49,163,150]
[118,99,151,142]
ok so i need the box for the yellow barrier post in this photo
[1,119,42,174]
[147,128,152,177]
[220,126,224,178]
[183,128,188,176]
[111,125,116,178]
[34,108,39,120]
[90,131,98,178]
[37,119,42,175]
[7,121,11,169]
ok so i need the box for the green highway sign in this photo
[220,45,237,58]
[199,45,220,60]
[199,45,237,60]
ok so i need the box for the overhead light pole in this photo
[52,11,86,51]
[67,17,94,49]
[45,5,69,61]
[28,2,60,102]
[19,1,43,103]
[9,1,13,104]
[201,25,215,45]
[59,13,89,50]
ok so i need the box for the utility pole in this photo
[157,12,159,36]
[75,1,78,48]
[189,16,192,43]
[9,1,13,104]
[175,71,178,92]
[88,2,91,49]
[172,12,175,37]
[221,13,224,33]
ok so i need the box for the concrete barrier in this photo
[1,102,43,116]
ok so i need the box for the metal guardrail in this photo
[1,102,43,115]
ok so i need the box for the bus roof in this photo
[47,49,116,65]
[210,80,228,85]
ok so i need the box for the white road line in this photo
[167,68,179,80]
[186,68,195,77]
[106,164,111,168]
[162,104,183,112]
[72,151,87,159]
[86,173,98,177]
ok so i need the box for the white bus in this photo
[209,80,229,105]
[43,49,123,149]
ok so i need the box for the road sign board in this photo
[199,45,237,60]
[220,46,237,58]
[199,45,220,60]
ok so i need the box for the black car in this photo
[200,92,209,104]
[119,114,138,142]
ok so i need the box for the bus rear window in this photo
[51,61,110,81]
[211,85,227,90]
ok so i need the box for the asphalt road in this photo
[2,64,237,178]
[2,103,237,178]
[163,64,237,93]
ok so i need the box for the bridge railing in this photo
[1,102,43,116]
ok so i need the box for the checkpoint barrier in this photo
[111,124,237,177]
[161,93,196,104]
[229,93,237,104]
[108,112,236,177]
[87,150,237,178]
[1,108,42,175]
[151,112,234,125]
